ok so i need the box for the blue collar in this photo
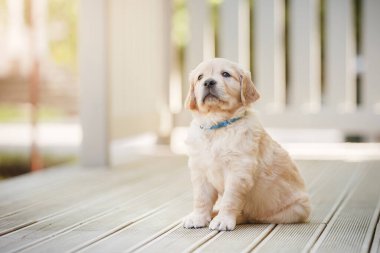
[200,116,244,130]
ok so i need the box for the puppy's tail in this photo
[266,195,311,223]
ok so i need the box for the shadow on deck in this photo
[0,156,379,252]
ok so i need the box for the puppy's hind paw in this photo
[183,212,211,229]
[209,214,236,231]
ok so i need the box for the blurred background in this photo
[0,0,379,178]
[0,0,79,177]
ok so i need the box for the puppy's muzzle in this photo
[202,78,219,103]
[204,78,216,88]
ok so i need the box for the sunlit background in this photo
[0,0,379,178]
[0,0,79,177]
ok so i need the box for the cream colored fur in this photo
[182,58,311,231]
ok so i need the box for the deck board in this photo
[0,157,186,236]
[81,195,192,253]
[310,162,380,253]
[0,158,189,252]
[0,158,379,253]
[371,219,380,253]
[250,163,361,253]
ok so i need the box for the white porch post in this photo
[254,0,286,112]
[79,0,109,167]
[219,0,250,69]
[325,0,356,112]
[289,0,321,112]
[185,0,213,82]
[363,0,380,114]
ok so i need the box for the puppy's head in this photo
[185,58,260,114]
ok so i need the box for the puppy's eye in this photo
[197,74,203,81]
[222,71,231,78]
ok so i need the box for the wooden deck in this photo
[0,156,379,252]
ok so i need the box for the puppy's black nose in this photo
[204,78,216,88]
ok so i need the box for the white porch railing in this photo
[80,0,380,166]
[182,0,380,138]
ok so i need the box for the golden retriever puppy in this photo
[182,58,310,231]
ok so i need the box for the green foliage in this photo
[209,0,222,5]
[0,104,65,123]
[172,0,188,48]
[172,0,222,49]
[48,0,78,71]
[0,0,7,30]
[0,105,24,122]
[0,0,6,12]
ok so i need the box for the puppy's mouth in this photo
[202,90,219,103]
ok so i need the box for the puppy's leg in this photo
[183,172,217,229]
[209,172,253,231]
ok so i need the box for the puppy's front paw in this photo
[183,212,211,229]
[209,214,236,231]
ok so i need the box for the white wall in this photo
[108,0,171,139]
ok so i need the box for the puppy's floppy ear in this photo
[185,70,198,110]
[240,70,260,105]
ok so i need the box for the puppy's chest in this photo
[188,128,253,193]
[189,131,242,171]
